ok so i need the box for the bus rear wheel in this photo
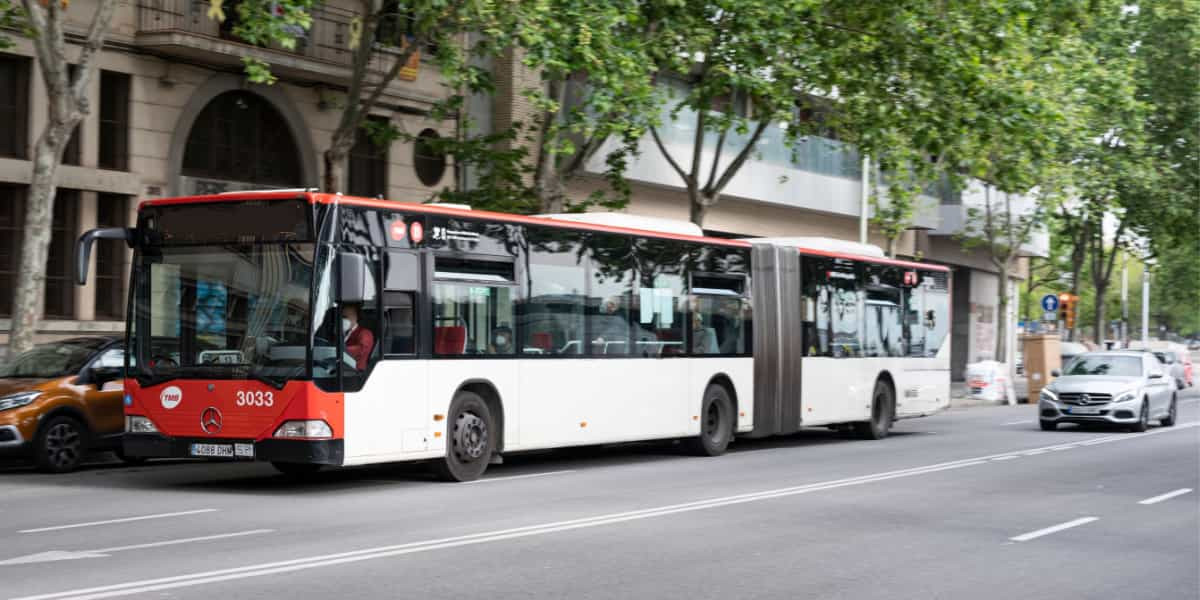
[433,391,495,482]
[854,379,894,440]
[683,384,734,456]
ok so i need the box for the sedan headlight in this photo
[1039,388,1058,402]
[0,391,40,412]
[1113,391,1138,404]
[273,420,333,439]
[125,415,159,433]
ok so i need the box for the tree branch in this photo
[704,128,727,193]
[649,125,690,186]
[710,120,770,194]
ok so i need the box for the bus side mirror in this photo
[75,227,133,285]
[338,252,367,303]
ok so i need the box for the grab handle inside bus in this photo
[75,227,134,285]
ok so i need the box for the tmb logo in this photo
[160,385,183,410]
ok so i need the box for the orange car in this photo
[0,336,134,472]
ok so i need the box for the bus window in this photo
[585,234,634,356]
[904,281,926,357]
[432,283,514,356]
[520,227,586,355]
[864,266,903,357]
[691,295,748,355]
[801,257,832,356]
[634,238,688,357]
[382,291,415,355]
[921,271,950,357]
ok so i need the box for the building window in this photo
[182,91,302,186]
[0,54,30,159]
[413,128,446,186]
[0,185,24,317]
[95,194,128,319]
[348,116,389,198]
[61,65,82,166]
[99,71,130,171]
[44,190,79,319]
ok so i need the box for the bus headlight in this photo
[273,420,333,439]
[126,415,159,433]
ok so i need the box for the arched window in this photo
[182,91,302,186]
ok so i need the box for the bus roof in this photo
[140,191,950,272]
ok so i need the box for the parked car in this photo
[1128,341,1193,389]
[1039,351,1177,432]
[0,336,135,472]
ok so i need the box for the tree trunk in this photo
[886,236,898,258]
[1065,221,1088,341]
[323,144,351,194]
[689,195,709,227]
[8,129,69,354]
[537,167,566,214]
[1093,281,1108,346]
[995,262,1010,363]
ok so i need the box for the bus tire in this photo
[683,384,735,456]
[854,379,894,440]
[272,462,323,476]
[433,391,495,482]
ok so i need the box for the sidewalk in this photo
[949,381,1031,409]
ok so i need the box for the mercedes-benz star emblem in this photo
[200,407,223,435]
[1080,394,1091,404]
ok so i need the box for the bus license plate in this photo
[191,443,234,458]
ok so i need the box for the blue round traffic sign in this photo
[1041,294,1060,312]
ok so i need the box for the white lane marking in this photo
[16,421,1200,600]
[1003,420,1033,426]
[0,531,272,567]
[991,455,1019,461]
[1138,488,1193,505]
[461,470,575,484]
[92,529,273,554]
[1010,517,1099,542]
[19,510,219,534]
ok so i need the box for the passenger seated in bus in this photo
[489,325,514,354]
[342,303,375,370]
[691,312,719,354]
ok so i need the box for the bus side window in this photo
[634,238,687,357]
[382,291,415,355]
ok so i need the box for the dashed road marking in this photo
[1010,517,1099,542]
[1138,488,1193,505]
[19,510,219,534]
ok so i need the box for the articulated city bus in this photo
[75,190,950,481]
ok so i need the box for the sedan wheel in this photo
[1128,400,1149,433]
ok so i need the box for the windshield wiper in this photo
[244,368,290,390]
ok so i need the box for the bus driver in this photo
[342,303,375,370]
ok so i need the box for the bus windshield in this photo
[132,242,315,387]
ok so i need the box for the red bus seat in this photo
[530,332,554,352]
[434,326,467,354]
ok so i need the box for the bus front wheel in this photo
[854,379,894,440]
[433,391,495,482]
[683,384,734,456]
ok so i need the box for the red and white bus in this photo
[75,190,951,480]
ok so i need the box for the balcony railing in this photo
[136,0,408,78]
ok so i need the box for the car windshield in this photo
[1064,355,1143,377]
[0,339,108,378]
[132,243,315,387]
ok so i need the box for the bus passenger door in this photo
[343,250,430,462]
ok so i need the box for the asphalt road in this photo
[2,386,1197,600]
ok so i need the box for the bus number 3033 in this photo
[235,390,274,407]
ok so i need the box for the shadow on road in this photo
[0,425,894,494]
